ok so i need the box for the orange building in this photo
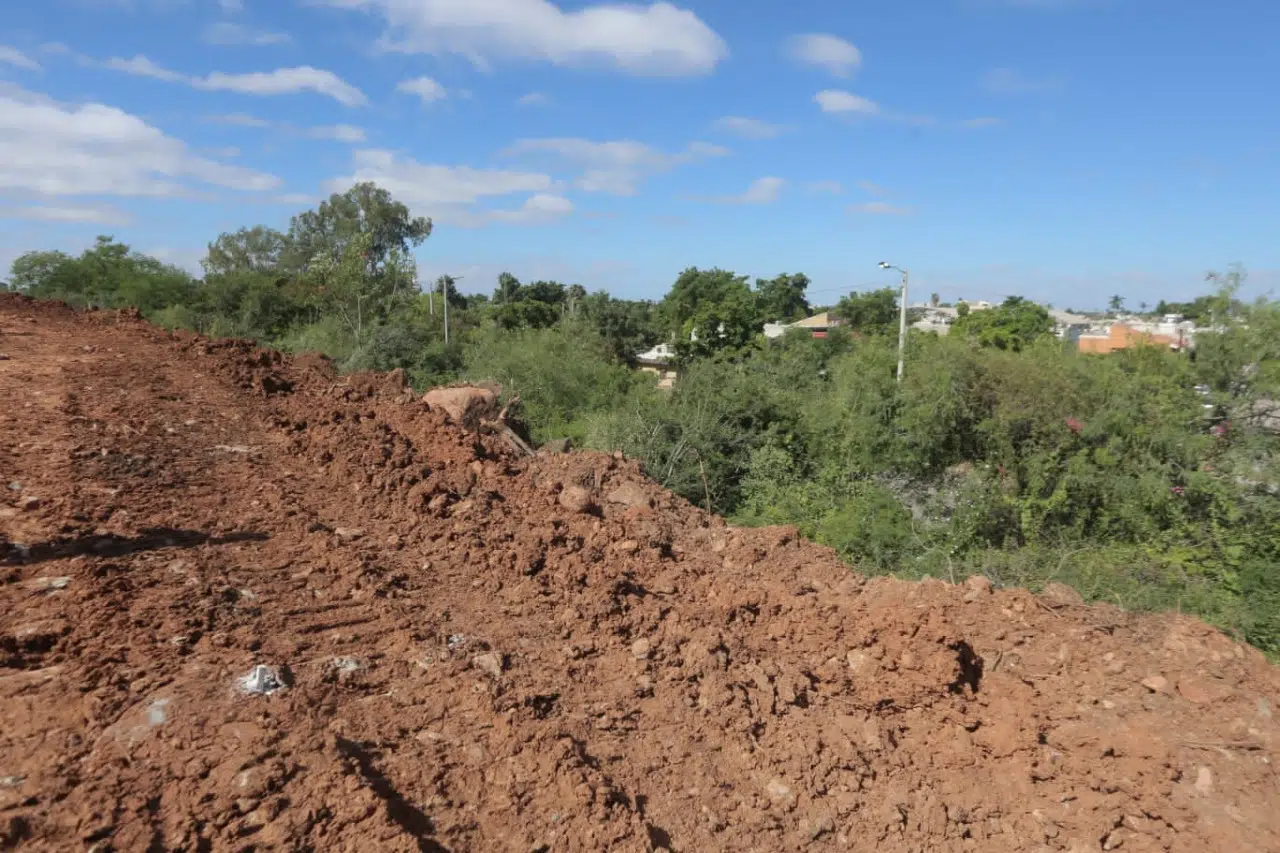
[1076,323,1183,354]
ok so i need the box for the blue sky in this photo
[1,0,1277,309]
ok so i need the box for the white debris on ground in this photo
[237,665,286,695]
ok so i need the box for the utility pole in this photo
[437,275,463,346]
[879,262,909,382]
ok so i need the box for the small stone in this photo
[1194,766,1213,795]
[964,575,993,594]
[6,481,20,492]
[1041,582,1084,607]
[1257,698,1273,720]
[846,650,869,671]
[631,638,652,660]
[1102,829,1126,850]
[333,527,365,542]
[1140,675,1168,693]
[237,665,286,696]
[27,576,71,592]
[19,496,41,511]
[765,778,792,801]
[472,651,505,678]
[427,494,449,512]
[327,657,363,680]
[558,486,594,513]
[800,812,835,840]
[605,481,652,510]
[1176,677,1217,705]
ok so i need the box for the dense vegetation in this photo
[7,183,1278,654]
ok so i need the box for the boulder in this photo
[424,386,499,430]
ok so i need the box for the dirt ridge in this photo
[1,293,1277,852]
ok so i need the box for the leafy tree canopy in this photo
[952,296,1054,351]
[834,287,899,336]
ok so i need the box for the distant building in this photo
[912,304,958,335]
[1076,320,1193,354]
[788,311,845,339]
[1048,309,1093,342]
[634,343,679,389]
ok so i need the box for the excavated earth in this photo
[1,294,1278,853]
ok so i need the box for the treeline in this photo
[7,183,1279,654]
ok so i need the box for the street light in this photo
[878,261,909,382]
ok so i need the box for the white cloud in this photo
[204,112,365,142]
[0,46,41,72]
[701,176,785,204]
[202,22,291,46]
[960,116,1002,128]
[504,137,727,195]
[815,89,879,114]
[218,0,245,11]
[197,66,367,106]
[849,201,910,215]
[271,192,315,205]
[517,91,549,106]
[807,180,842,194]
[103,55,366,106]
[104,54,185,82]
[856,180,888,196]
[488,193,574,225]
[327,148,568,227]
[206,145,241,157]
[712,116,786,140]
[0,84,280,199]
[329,0,727,76]
[983,67,1062,95]
[206,112,271,127]
[307,124,366,142]
[396,76,446,104]
[786,34,861,77]
[0,203,132,225]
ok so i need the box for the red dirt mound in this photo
[1,293,1278,852]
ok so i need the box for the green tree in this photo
[834,287,899,336]
[755,272,811,322]
[202,226,289,278]
[9,237,194,313]
[678,287,764,361]
[952,296,1053,351]
[660,267,755,337]
[494,272,521,304]
[579,292,662,363]
[1108,294,1126,314]
[285,182,431,276]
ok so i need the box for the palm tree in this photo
[1107,294,1125,315]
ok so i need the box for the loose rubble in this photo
[1,293,1278,852]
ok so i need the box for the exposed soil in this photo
[1,293,1277,853]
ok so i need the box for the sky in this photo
[1,0,1277,309]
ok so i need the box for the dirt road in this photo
[2,295,1277,852]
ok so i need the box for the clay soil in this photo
[1,294,1278,853]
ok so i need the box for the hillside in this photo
[1,294,1277,852]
